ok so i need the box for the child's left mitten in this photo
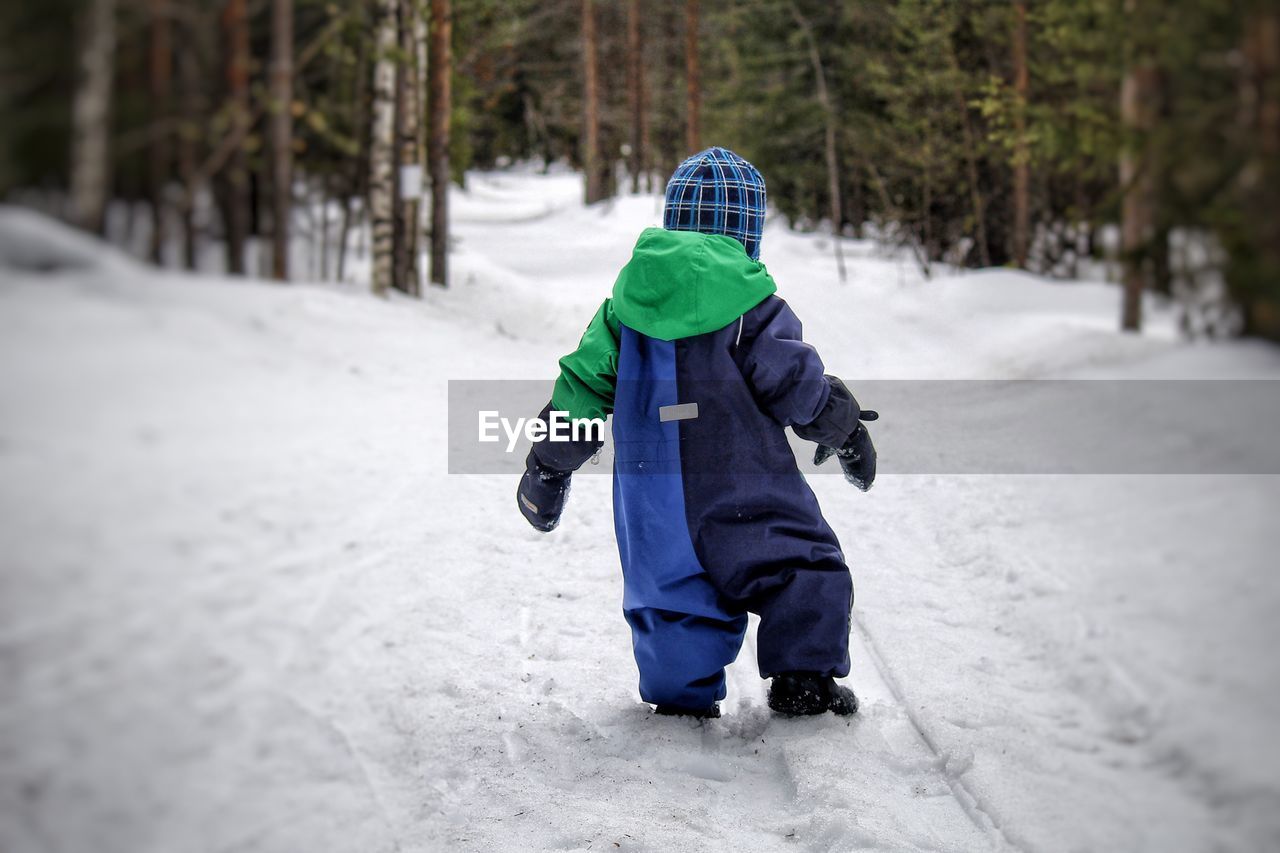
[814,422,877,492]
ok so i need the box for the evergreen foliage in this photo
[0,0,1275,334]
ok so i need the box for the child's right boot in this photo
[767,672,859,716]
[653,702,721,720]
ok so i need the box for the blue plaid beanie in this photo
[663,147,767,261]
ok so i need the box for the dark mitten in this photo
[517,451,572,532]
[515,401,604,532]
[814,421,877,492]
[793,375,878,448]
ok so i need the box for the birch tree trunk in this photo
[428,0,452,286]
[370,0,398,295]
[416,7,429,200]
[221,0,250,275]
[269,0,293,280]
[684,0,701,154]
[1012,0,1030,269]
[70,0,116,235]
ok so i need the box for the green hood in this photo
[611,227,777,341]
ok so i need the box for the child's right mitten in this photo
[517,451,572,532]
[514,402,603,532]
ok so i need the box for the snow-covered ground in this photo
[2,171,1279,852]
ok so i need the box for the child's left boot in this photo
[767,673,859,716]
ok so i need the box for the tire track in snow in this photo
[850,612,1021,851]
[722,617,999,850]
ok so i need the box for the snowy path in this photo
[358,474,1003,852]
[3,173,1280,851]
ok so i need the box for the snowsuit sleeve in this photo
[531,299,619,473]
[739,297,861,448]
[551,298,619,421]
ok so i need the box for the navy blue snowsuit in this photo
[521,148,861,710]
[613,294,854,708]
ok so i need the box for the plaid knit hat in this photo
[663,147,767,261]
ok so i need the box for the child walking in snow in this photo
[516,147,877,719]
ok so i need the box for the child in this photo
[517,147,877,719]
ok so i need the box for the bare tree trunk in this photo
[177,41,201,270]
[639,11,652,191]
[945,43,992,268]
[1239,6,1280,336]
[849,157,865,238]
[370,0,398,294]
[221,0,250,275]
[70,0,116,234]
[581,0,603,204]
[792,4,846,282]
[655,6,680,179]
[394,0,423,295]
[1012,0,1030,269]
[867,160,930,280]
[1255,12,1280,158]
[922,129,934,259]
[338,36,371,284]
[684,0,701,154]
[337,196,354,281]
[1067,168,1088,279]
[428,0,452,286]
[625,0,651,194]
[147,0,171,264]
[1119,0,1158,332]
[269,0,293,280]
[317,174,329,280]
[391,35,406,292]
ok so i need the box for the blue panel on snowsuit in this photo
[612,325,747,706]
[624,608,747,709]
[612,326,743,622]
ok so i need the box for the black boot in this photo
[767,672,859,716]
[653,703,721,720]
